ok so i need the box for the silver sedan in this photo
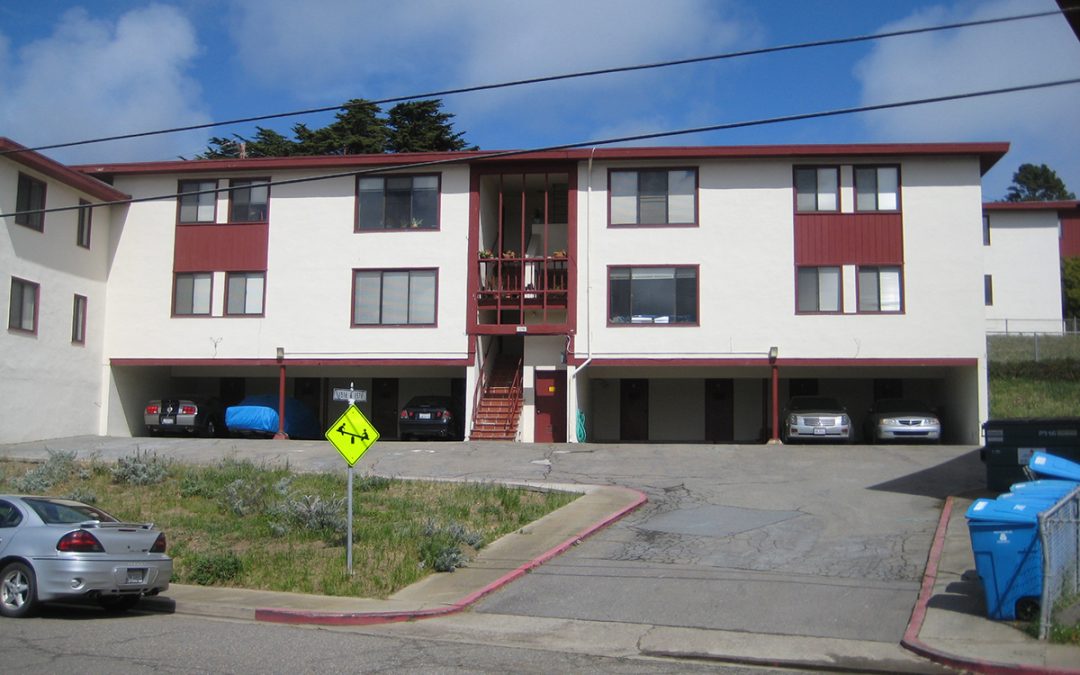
[864,399,942,443]
[782,396,854,443]
[0,495,171,617]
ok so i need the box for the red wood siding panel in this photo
[173,224,268,272]
[1060,209,1080,258]
[794,213,903,265]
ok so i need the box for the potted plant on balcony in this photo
[479,249,494,259]
[502,249,517,259]
[551,249,567,258]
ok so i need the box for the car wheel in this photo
[0,561,37,618]
[99,594,141,613]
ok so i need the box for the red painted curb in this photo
[900,496,1080,675]
[256,485,648,625]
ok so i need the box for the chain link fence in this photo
[988,333,1080,362]
[1038,487,1080,639]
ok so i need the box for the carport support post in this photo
[769,347,780,443]
[274,347,288,440]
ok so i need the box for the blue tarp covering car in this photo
[225,395,320,439]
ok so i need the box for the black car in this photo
[399,396,463,440]
[144,397,222,437]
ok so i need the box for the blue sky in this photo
[1,0,1078,200]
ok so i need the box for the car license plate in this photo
[125,568,146,584]
[418,413,431,420]
[814,428,827,435]
[162,418,174,424]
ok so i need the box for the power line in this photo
[0,7,1071,158]
[3,77,1077,221]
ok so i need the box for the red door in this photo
[535,370,566,442]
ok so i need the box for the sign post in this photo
[324,383,380,575]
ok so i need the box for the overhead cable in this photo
[0,7,1071,158]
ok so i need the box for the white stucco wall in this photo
[983,209,1063,334]
[1,159,113,443]
[103,167,473,363]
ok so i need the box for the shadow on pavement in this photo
[867,448,985,498]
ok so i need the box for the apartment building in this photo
[2,138,1009,445]
[982,200,1080,334]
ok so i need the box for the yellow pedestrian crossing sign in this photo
[326,405,380,466]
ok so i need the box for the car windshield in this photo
[24,498,117,524]
[788,397,842,411]
[874,399,932,414]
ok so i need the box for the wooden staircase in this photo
[470,357,523,440]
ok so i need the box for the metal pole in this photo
[347,464,354,575]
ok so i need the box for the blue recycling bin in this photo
[1009,479,1079,500]
[1028,452,1080,481]
[965,497,1045,620]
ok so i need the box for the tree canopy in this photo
[196,99,475,159]
[1004,163,1076,202]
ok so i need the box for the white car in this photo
[782,396,853,443]
[0,496,171,617]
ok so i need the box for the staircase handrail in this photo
[508,356,524,433]
[470,336,497,432]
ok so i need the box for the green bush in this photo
[187,551,244,585]
[111,450,169,485]
[12,449,79,493]
[989,358,1080,381]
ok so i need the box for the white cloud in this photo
[0,5,211,163]
[224,0,753,147]
[853,0,1080,196]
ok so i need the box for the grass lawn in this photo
[988,360,1080,418]
[0,452,577,598]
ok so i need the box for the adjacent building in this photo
[3,138,1012,445]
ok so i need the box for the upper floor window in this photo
[8,277,39,333]
[982,215,991,246]
[16,173,46,231]
[178,180,218,223]
[353,268,436,325]
[174,272,212,316]
[229,178,270,223]
[72,294,87,344]
[610,169,696,226]
[77,200,92,249]
[858,266,902,312]
[356,175,439,231]
[226,272,265,315]
[794,167,838,212]
[854,166,899,211]
[608,266,698,324]
[796,266,841,313]
[984,274,994,306]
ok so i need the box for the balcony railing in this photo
[476,256,568,310]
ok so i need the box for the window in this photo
[983,215,991,246]
[610,169,696,226]
[356,175,439,230]
[16,173,46,231]
[229,178,270,223]
[608,266,697,324]
[796,267,841,313]
[178,180,218,223]
[794,167,838,212]
[174,273,212,316]
[854,166,899,211]
[8,277,39,333]
[858,266,903,312]
[984,274,994,306]
[226,272,265,315]
[72,295,87,344]
[353,269,436,325]
[77,200,92,248]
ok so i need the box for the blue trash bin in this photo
[1028,452,1080,481]
[965,497,1045,621]
[1009,479,1079,500]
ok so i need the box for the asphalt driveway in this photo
[0,436,985,645]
